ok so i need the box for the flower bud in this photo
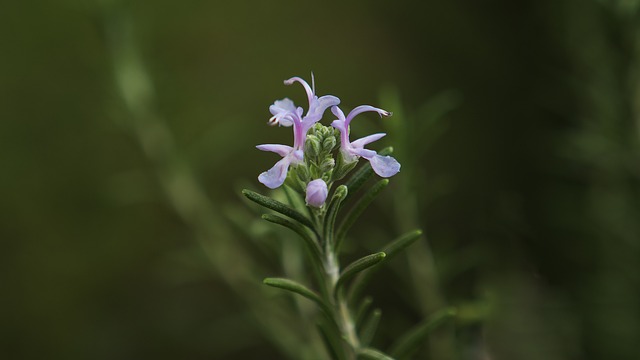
[305,135,321,157]
[320,157,335,173]
[294,163,310,182]
[332,151,359,181]
[305,179,328,208]
[320,126,332,138]
[322,136,337,152]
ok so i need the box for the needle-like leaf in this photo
[355,296,373,328]
[348,230,423,302]
[357,347,395,360]
[261,213,323,266]
[324,185,348,248]
[242,189,315,230]
[263,278,331,314]
[388,307,457,359]
[359,308,382,347]
[335,179,389,251]
[317,318,347,360]
[335,252,386,297]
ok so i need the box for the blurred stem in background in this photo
[99,4,325,359]
[380,88,461,360]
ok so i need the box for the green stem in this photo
[320,232,360,359]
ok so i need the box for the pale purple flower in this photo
[255,144,304,189]
[257,76,340,189]
[331,105,401,178]
[305,179,328,207]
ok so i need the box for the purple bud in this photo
[305,179,328,208]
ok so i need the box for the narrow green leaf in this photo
[357,347,395,360]
[317,318,347,360]
[342,163,372,196]
[348,230,423,302]
[382,229,423,258]
[263,278,331,314]
[261,212,328,299]
[335,252,386,296]
[261,213,322,264]
[324,185,348,248]
[242,189,315,230]
[359,308,382,347]
[335,179,389,252]
[389,307,457,359]
[355,296,373,328]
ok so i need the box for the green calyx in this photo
[295,124,353,190]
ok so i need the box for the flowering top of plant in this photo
[257,76,339,189]
[256,75,400,207]
[244,75,434,360]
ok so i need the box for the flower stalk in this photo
[318,199,364,358]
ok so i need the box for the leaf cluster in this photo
[242,148,456,359]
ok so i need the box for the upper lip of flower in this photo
[283,76,340,149]
[330,105,391,155]
[257,75,341,189]
[267,76,340,150]
[330,105,401,178]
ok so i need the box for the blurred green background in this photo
[2,0,640,359]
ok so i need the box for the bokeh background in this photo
[2,0,640,359]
